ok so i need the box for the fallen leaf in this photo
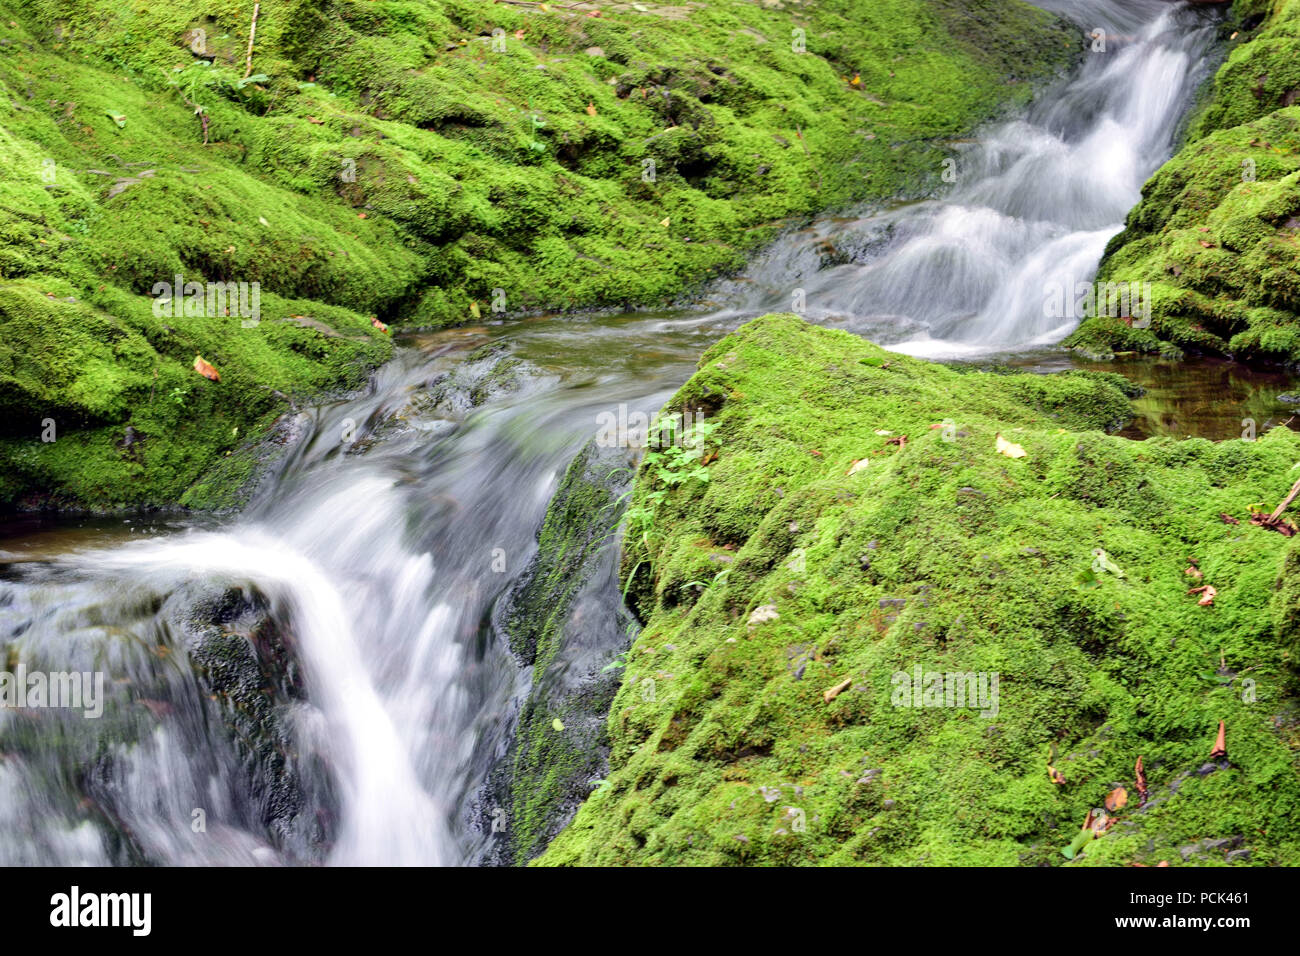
[1048,765,1066,786]
[850,73,861,86]
[356,211,368,219]
[193,355,220,381]
[995,433,1026,459]
[1220,513,1240,525]
[845,458,869,476]
[585,101,597,116]
[659,217,670,227]
[371,316,389,334]
[1135,756,1149,806]
[1184,565,1203,581]
[105,111,126,128]
[1210,720,1227,759]
[1105,787,1128,812]
[1188,584,1217,606]
[823,676,852,703]
[307,115,324,124]
[469,301,481,319]
[551,717,564,732]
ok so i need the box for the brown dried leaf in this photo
[1210,720,1227,759]
[1105,787,1128,812]
[193,355,220,381]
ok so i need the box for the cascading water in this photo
[710,0,1219,357]
[0,2,1237,865]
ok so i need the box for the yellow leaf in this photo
[995,433,1026,459]
[469,301,481,319]
[551,717,564,731]
[585,101,597,117]
[823,677,852,703]
[659,217,670,227]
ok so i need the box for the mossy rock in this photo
[486,438,639,865]
[539,314,1300,866]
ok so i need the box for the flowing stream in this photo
[0,1,1288,866]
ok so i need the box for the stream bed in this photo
[1,0,1292,866]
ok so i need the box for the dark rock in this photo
[481,438,639,865]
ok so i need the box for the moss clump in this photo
[1066,0,1300,363]
[0,0,1075,509]
[539,314,1300,866]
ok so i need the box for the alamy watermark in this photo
[891,666,999,718]
[1044,279,1152,328]
[596,403,707,450]
[152,273,261,328]
[0,665,104,718]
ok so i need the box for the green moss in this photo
[539,314,1300,866]
[0,0,1075,509]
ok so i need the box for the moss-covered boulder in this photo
[540,314,1300,866]
[487,438,638,865]
[0,574,331,863]
[1066,0,1300,363]
[0,0,1077,510]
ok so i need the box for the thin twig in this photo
[244,1,261,79]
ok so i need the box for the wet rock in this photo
[482,438,638,865]
[1225,848,1251,863]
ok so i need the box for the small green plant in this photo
[641,415,719,489]
[619,414,719,600]
[601,651,632,673]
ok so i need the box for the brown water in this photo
[1003,349,1300,441]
